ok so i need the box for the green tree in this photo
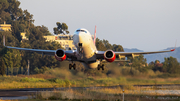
[0,59,6,76]
[96,38,124,52]
[112,44,124,52]
[0,0,9,14]
[96,38,107,51]
[6,0,21,20]
[162,56,180,74]
[130,55,148,73]
[53,22,69,34]
[3,49,22,75]
[0,0,66,75]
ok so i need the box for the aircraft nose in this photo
[73,32,85,47]
[78,32,85,42]
[78,32,90,47]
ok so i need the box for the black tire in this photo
[69,64,72,70]
[97,65,100,70]
[73,64,76,70]
[102,64,104,70]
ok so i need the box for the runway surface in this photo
[0,84,180,97]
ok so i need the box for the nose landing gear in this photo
[97,64,104,70]
[69,63,76,70]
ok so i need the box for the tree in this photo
[130,55,148,73]
[0,59,6,76]
[6,0,21,20]
[95,38,107,51]
[162,56,180,74]
[0,0,66,75]
[3,49,22,75]
[53,22,69,35]
[112,44,124,52]
[0,0,9,14]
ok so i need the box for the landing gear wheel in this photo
[102,64,104,70]
[97,64,105,70]
[97,65,101,70]
[69,64,72,70]
[73,64,76,70]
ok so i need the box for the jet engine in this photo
[104,50,116,62]
[55,49,66,61]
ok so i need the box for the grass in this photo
[0,75,180,89]
[1,65,180,100]
[0,66,180,89]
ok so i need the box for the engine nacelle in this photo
[104,50,116,62]
[55,49,66,61]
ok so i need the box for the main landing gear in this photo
[69,63,76,70]
[97,64,104,70]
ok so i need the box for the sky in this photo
[18,0,180,51]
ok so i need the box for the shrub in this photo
[121,67,140,76]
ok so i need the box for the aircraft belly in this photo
[82,62,99,69]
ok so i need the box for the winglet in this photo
[93,25,96,45]
[171,40,177,51]
[3,35,5,46]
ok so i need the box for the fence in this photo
[5,67,29,75]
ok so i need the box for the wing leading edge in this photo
[96,48,175,59]
[5,46,56,56]
[3,36,76,57]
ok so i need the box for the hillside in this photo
[124,47,180,63]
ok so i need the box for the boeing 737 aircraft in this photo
[3,26,175,70]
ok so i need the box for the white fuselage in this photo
[73,28,99,69]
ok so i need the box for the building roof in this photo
[0,21,11,27]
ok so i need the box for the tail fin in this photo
[93,26,96,45]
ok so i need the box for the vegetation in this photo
[0,0,63,75]
[1,65,180,90]
[0,1,180,101]
[53,22,69,34]
[0,0,180,87]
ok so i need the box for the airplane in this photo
[3,26,175,70]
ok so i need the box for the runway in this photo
[0,84,180,100]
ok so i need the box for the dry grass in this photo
[0,67,180,89]
[0,74,180,89]
[17,74,56,79]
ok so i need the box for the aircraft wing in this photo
[5,46,76,58]
[3,36,76,57]
[114,49,175,56]
[5,46,56,56]
[96,49,175,59]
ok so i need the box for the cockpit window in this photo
[76,30,80,32]
[76,30,87,33]
[81,30,87,33]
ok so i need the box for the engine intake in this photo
[55,49,66,61]
[104,50,116,62]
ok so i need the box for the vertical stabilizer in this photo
[93,26,96,45]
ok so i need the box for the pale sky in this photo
[18,0,180,51]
